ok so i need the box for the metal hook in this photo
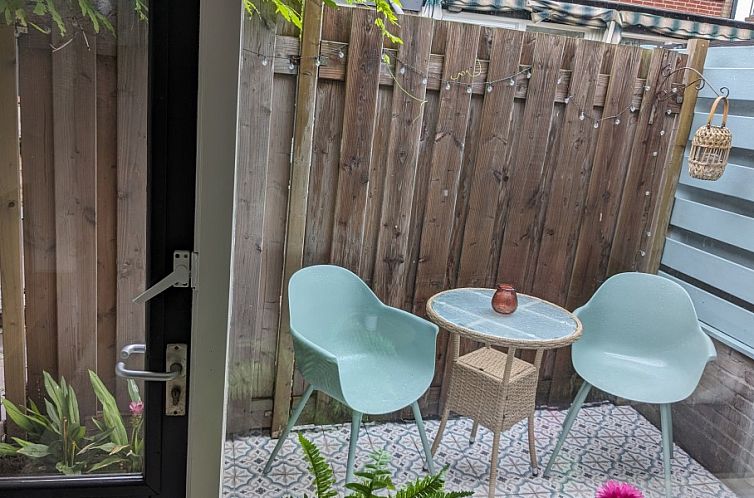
[657,65,729,101]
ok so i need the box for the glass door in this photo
[0,0,200,496]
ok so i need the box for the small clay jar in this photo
[492,284,518,314]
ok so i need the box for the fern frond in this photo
[394,471,446,498]
[435,491,474,498]
[298,433,338,498]
[345,449,394,497]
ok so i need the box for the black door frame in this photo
[0,0,200,496]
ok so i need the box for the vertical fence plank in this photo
[647,40,708,272]
[269,0,322,436]
[97,50,118,394]
[567,45,644,310]
[530,40,604,306]
[329,8,383,274]
[117,0,149,406]
[413,22,480,316]
[0,25,27,424]
[456,29,524,289]
[358,87,394,287]
[372,15,434,307]
[228,10,277,434]
[496,33,566,292]
[609,49,678,275]
[52,29,98,414]
[18,31,58,403]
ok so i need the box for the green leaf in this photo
[127,379,141,403]
[43,371,64,420]
[0,443,17,456]
[45,399,62,432]
[16,442,51,459]
[2,398,38,433]
[88,370,128,445]
[87,454,125,473]
[45,0,65,35]
[298,433,337,498]
[67,384,80,427]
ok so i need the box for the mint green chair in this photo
[544,272,716,497]
[263,265,438,483]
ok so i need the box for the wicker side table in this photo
[426,288,582,498]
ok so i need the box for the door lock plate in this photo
[165,344,188,416]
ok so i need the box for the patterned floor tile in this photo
[223,403,737,497]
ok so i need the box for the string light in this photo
[614,118,621,125]
[338,49,345,59]
[486,83,493,93]
[261,56,268,66]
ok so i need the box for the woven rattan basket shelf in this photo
[688,95,732,181]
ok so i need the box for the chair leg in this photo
[528,414,538,476]
[661,403,674,498]
[469,421,479,445]
[487,431,501,498]
[543,381,592,478]
[264,384,315,474]
[411,401,435,474]
[346,411,363,484]
[431,405,450,456]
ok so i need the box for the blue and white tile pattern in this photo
[223,403,736,497]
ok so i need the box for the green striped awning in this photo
[442,0,754,41]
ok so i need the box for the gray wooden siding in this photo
[660,44,754,358]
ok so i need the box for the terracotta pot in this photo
[492,284,518,314]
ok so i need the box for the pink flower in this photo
[129,401,144,416]
[596,481,645,498]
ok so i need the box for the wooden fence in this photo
[2,6,701,436]
[0,3,148,419]
[226,6,695,434]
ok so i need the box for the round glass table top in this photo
[426,288,582,348]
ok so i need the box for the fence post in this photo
[647,39,709,273]
[270,0,324,437]
[0,25,28,434]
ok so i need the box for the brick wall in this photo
[639,339,754,480]
[621,0,727,17]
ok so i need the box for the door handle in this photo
[115,343,188,416]
[116,343,182,381]
[132,251,195,304]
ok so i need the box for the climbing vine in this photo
[2,0,401,44]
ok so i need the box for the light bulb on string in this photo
[509,78,515,86]
[421,77,428,85]
[261,56,268,66]
[579,111,585,121]
[466,85,472,94]
[445,82,451,91]
[486,83,493,93]
[614,118,621,125]
[399,66,406,75]
[338,49,345,59]
[593,121,599,129]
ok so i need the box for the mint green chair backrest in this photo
[572,272,716,403]
[288,265,438,414]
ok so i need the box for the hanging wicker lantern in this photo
[688,95,732,181]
